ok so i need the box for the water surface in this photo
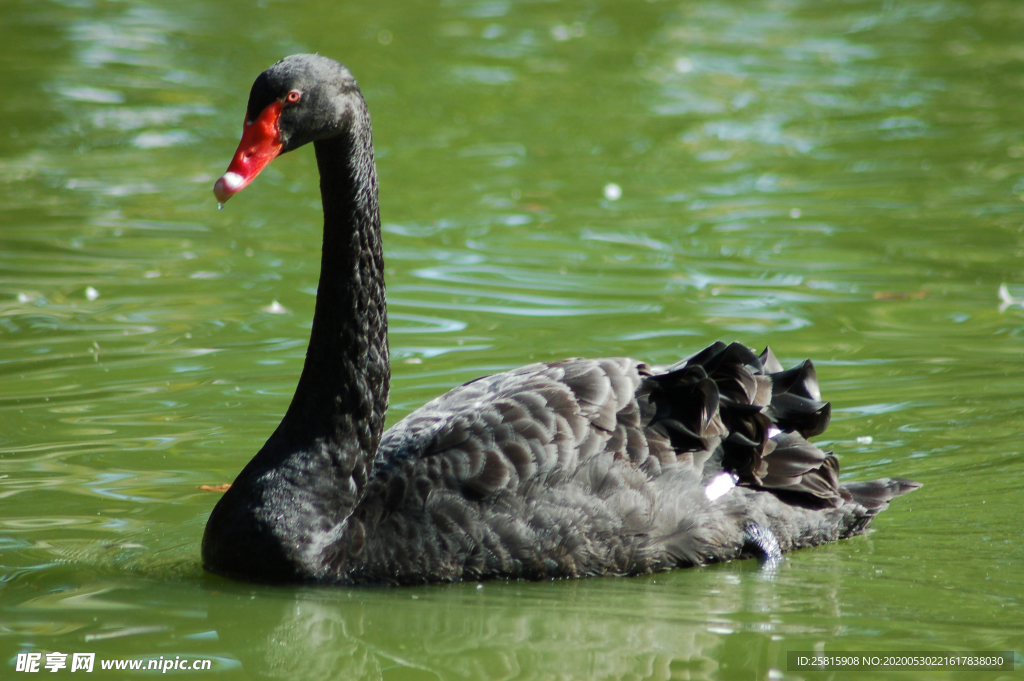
[1,0,1023,678]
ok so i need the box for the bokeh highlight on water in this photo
[1,0,1022,678]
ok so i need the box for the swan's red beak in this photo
[213,101,284,204]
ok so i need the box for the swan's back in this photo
[330,342,918,584]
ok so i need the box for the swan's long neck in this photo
[281,109,389,464]
[202,83,389,583]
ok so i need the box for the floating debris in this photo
[199,483,231,492]
[998,284,1024,312]
[261,300,288,314]
[873,290,926,300]
[856,436,873,444]
[85,286,100,301]
[603,183,622,201]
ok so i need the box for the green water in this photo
[1,0,1022,678]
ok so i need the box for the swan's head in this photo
[214,54,363,204]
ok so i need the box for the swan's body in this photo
[202,55,919,585]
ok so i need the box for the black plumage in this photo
[201,55,919,585]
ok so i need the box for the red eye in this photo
[286,90,302,103]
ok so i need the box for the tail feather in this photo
[842,477,922,515]
[648,342,919,517]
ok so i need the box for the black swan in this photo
[202,54,919,585]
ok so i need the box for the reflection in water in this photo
[236,572,809,681]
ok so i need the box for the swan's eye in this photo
[286,90,302,104]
